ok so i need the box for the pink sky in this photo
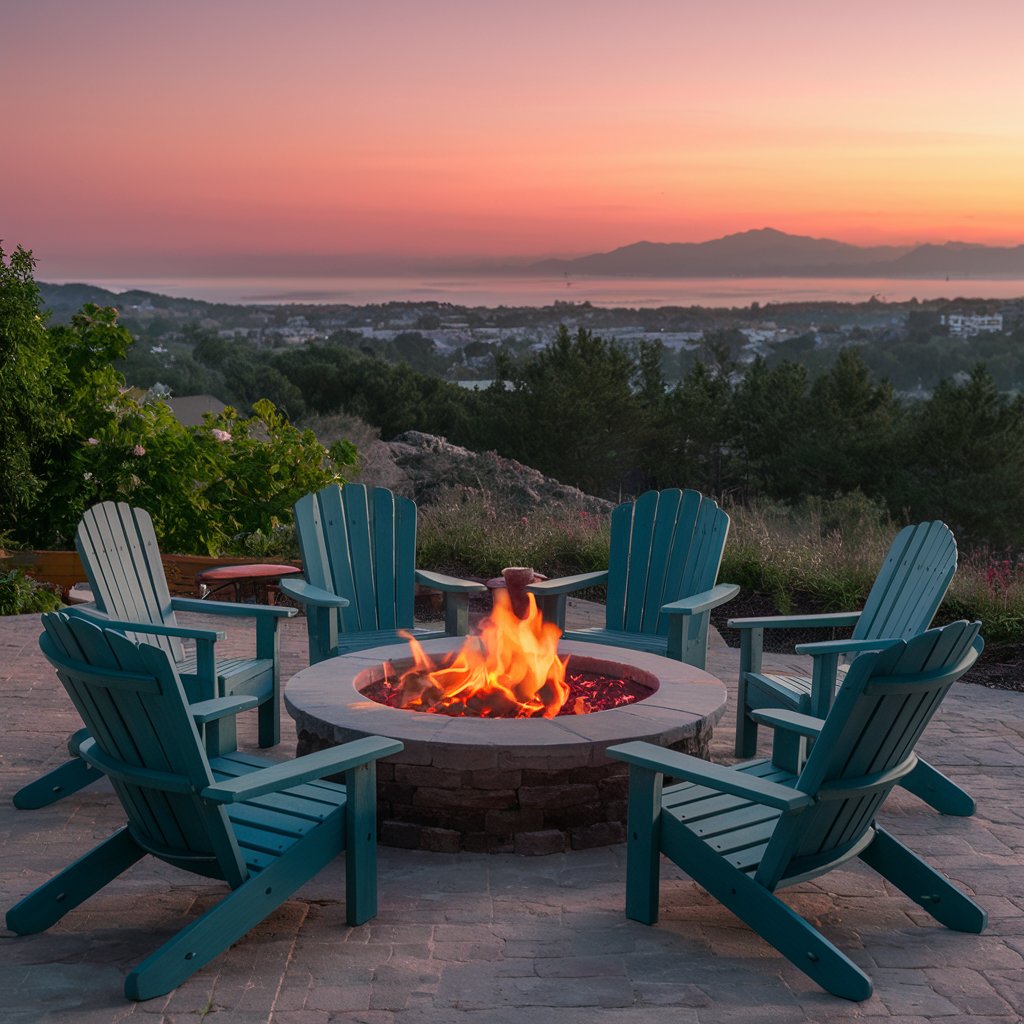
[3,0,1024,277]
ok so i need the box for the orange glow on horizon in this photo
[4,1,1024,276]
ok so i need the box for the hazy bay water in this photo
[51,274,1024,308]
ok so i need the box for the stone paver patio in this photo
[1,601,1022,1023]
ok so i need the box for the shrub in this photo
[1,247,358,555]
[226,522,301,561]
[0,569,62,616]
[943,551,1024,644]
[41,393,357,555]
[414,487,1024,646]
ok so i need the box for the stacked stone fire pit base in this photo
[286,639,727,855]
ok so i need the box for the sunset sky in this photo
[3,0,1024,278]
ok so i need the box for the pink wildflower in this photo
[132,444,146,456]
[86,437,99,446]
[211,428,232,443]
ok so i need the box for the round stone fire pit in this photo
[285,638,727,855]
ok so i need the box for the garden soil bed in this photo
[711,592,1023,694]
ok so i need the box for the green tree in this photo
[795,349,903,501]
[733,358,810,500]
[0,245,57,527]
[1,246,132,542]
[484,325,642,496]
[897,366,1024,547]
[661,360,736,495]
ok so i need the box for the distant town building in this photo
[942,313,1003,337]
[165,394,228,427]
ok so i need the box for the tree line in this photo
[177,325,1022,550]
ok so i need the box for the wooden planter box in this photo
[0,550,301,600]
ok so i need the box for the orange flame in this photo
[394,591,570,717]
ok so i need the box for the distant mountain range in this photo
[527,228,1024,279]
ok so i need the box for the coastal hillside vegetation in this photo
[4,244,1024,641]
[135,319,1024,549]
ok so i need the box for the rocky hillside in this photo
[377,431,613,516]
[301,413,612,514]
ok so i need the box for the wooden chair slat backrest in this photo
[76,502,181,663]
[294,484,419,634]
[680,495,731,600]
[853,521,957,644]
[756,620,982,889]
[606,489,729,638]
[39,613,246,886]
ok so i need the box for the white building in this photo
[942,313,1004,337]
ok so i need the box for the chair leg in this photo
[661,819,873,1000]
[860,826,987,933]
[735,675,759,759]
[900,758,975,816]
[6,827,145,934]
[344,762,380,925]
[203,716,237,758]
[735,629,763,758]
[257,694,279,748]
[256,622,281,748]
[443,593,471,637]
[668,613,709,670]
[12,757,103,809]
[728,874,872,1000]
[125,812,346,1001]
[623,766,664,925]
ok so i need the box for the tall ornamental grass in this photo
[720,492,895,614]
[414,488,1023,644]
[417,489,610,580]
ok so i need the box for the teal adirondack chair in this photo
[526,489,739,669]
[609,620,986,1001]
[280,484,486,665]
[12,501,296,810]
[7,613,402,1001]
[730,520,968,815]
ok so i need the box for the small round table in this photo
[195,563,302,604]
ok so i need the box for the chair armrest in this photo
[727,611,862,631]
[278,578,350,608]
[607,741,812,812]
[662,583,740,617]
[794,636,902,657]
[414,569,487,594]
[527,570,609,597]
[172,597,296,619]
[190,695,261,726]
[750,708,826,739]
[66,606,224,643]
[201,736,405,803]
[794,635,897,719]
[749,708,827,775]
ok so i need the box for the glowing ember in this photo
[363,592,650,718]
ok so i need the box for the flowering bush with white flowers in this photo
[2,245,357,554]
[68,397,357,554]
